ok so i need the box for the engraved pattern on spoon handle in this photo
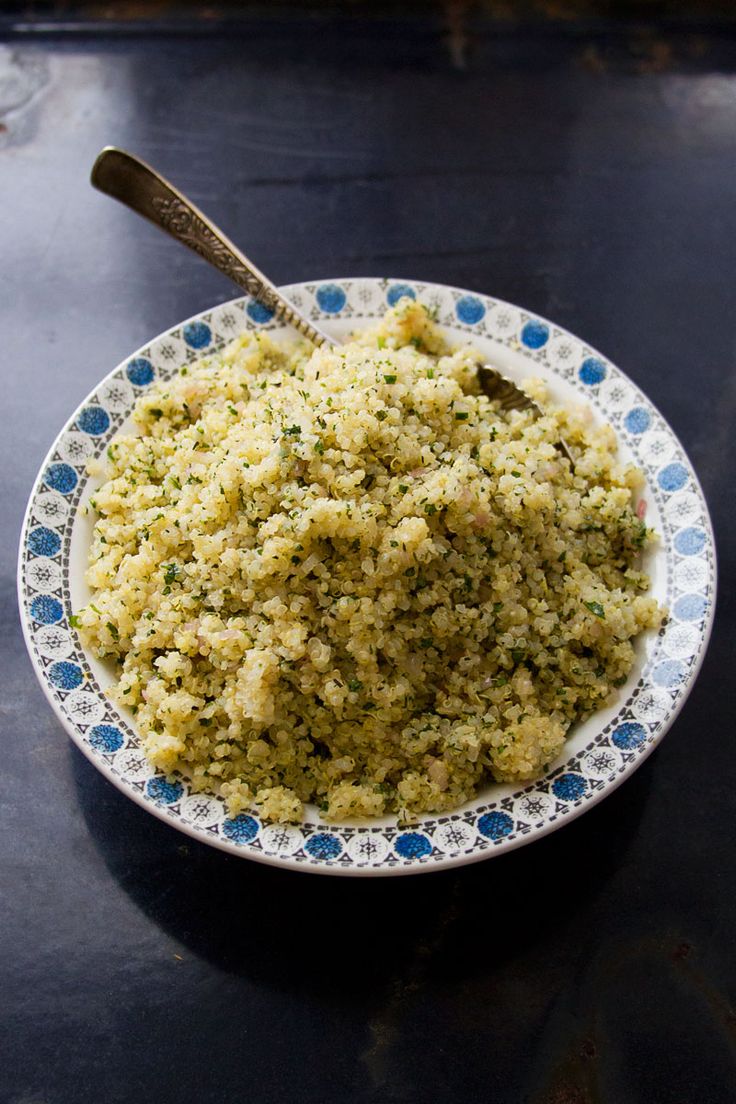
[91,147,334,347]
[148,195,316,340]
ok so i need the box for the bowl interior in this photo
[68,298,667,832]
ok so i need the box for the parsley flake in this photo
[163,563,180,586]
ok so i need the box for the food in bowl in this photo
[77,299,663,823]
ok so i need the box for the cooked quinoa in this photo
[79,299,663,823]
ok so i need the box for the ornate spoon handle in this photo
[91,146,335,348]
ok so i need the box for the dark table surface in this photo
[2,12,735,1104]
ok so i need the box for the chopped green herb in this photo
[584,600,605,618]
[376,410,388,421]
[383,374,397,384]
[348,679,363,692]
[455,412,469,421]
[106,622,119,641]
[163,563,180,587]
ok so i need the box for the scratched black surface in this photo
[1,16,735,1104]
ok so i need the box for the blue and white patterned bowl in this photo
[18,278,716,875]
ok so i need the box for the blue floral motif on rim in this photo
[44,463,78,495]
[455,295,485,325]
[222,814,259,843]
[652,660,686,688]
[183,321,212,349]
[394,832,432,859]
[624,407,650,435]
[477,811,514,840]
[304,833,343,860]
[579,357,606,385]
[612,722,646,750]
[28,527,61,557]
[552,773,587,801]
[521,320,549,349]
[126,358,154,386]
[77,406,110,436]
[387,283,416,307]
[48,661,83,690]
[247,300,275,324]
[658,463,688,493]
[674,528,706,556]
[146,777,184,804]
[30,595,63,624]
[316,284,346,313]
[88,724,124,753]
[673,594,707,622]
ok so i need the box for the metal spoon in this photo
[91,146,334,347]
[91,146,571,461]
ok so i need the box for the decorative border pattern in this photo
[17,279,717,876]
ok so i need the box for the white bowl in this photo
[18,277,716,875]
